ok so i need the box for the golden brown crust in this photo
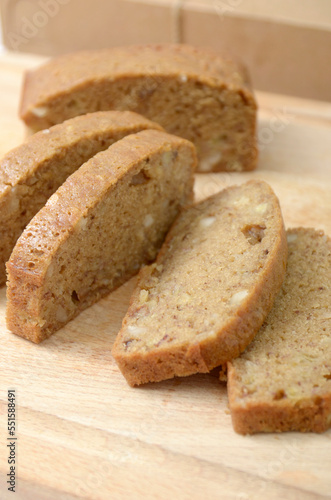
[6,129,196,343]
[227,228,331,434]
[20,44,257,173]
[227,394,331,434]
[112,180,287,386]
[0,110,162,286]
[20,45,253,117]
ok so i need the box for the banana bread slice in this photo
[6,129,196,343]
[0,110,162,286]
[20,44,257,173]
[227,228,331,434]
[112,180,287,386]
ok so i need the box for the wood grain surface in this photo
[0,53,331,500]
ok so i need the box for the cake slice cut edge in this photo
[112,179,287,386]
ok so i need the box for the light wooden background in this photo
[2,1,331,101]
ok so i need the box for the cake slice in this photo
[227,228,331,434]
[6,129,196,343]
[20,44,257,172]
[0,110,162,286]
[112,180,287,386]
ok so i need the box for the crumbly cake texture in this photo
[20,44,257,173]
[112,180,287,386]
[0,110,162,286]
[227,228,331,435]
[6,129,196,343]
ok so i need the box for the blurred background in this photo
[0,0,331,101]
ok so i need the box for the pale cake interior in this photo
[112,180,287,386]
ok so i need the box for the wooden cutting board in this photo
[0,53,331,500]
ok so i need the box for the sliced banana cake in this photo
[112,180,287,386]
[0,110,161,285]
[227,228,331,434]
[6,129,196,342]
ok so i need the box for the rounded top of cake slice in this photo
[0,110,162,193]
[8,128,196,282]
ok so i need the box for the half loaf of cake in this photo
[227,228,331,434]
[6,129,196,343]
[112,180,287,386]
[20,44,257,172]
[0,110,162,285]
